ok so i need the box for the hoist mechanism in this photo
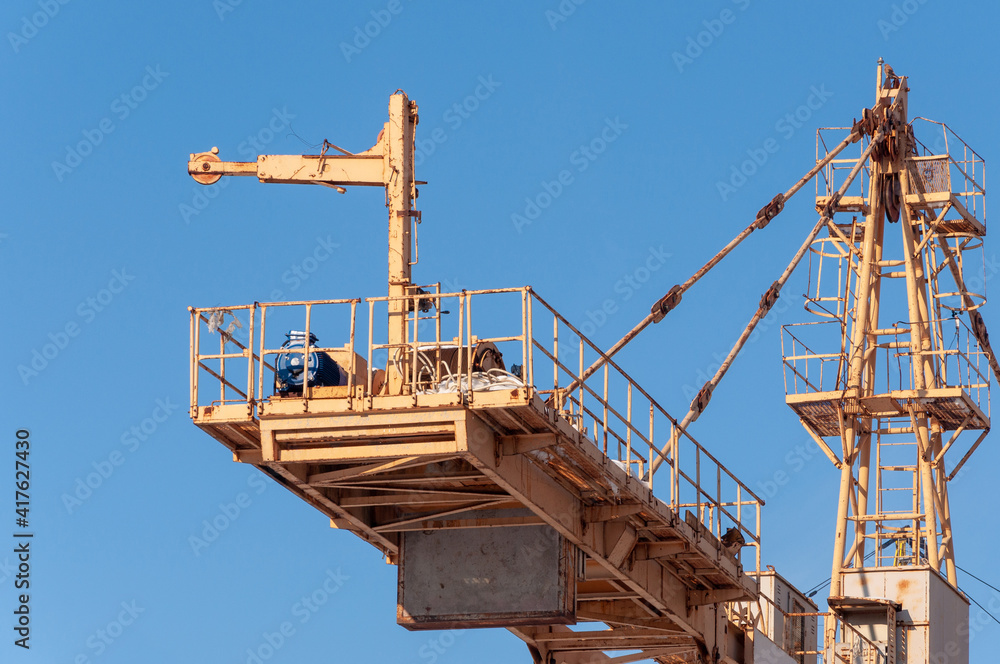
[186,61,993,663]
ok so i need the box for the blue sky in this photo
[2,1,999,662]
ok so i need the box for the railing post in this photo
[626,383,632,473]
[671,427,680,510]
[602,364,609,455]
[466,292,473,404]
[367,299,375,399]
[303,303,312,403]
[457,293,465,387]
[716,465,722,538]
[219,325,226,404]
[648,404,654,490]
[190,308,198,416]
[527,292,534,392]
[435,285,442,375]
[553,315,560,410]
[349,300,358,407]
[696,445,702,527]
[578,337,585,424]
[737,485,742,538]
[258,305,267,409]
[521,289,528,391]
[754,502,760,572]
[247,306,256,406]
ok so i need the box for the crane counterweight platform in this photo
[186,60,991,663]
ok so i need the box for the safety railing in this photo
[730,592,889,664]
[781,321,849,395]
[816,120,987,231]
[781,318,990,413]
[527,290,762,571]
[895,316,991,414]
[912,117,986,224]
[802,613,888,664]
[816,127,871,203]
[189,305,264,408]
[728,584,815,663]
[190,286,763,569]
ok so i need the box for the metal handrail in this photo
[733,589,889,664]
[190,287,764,562]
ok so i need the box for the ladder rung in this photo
[848,513,924,521]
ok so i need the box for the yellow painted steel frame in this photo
[188,286,764,662]
[189,288,762,554]
[779,62,993,662]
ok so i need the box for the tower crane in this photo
[185,60,992,663]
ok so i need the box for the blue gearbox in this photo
[274,331,346,395]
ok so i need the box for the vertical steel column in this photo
[931,424,958,584]
[855,173,886,566]
[830,66,890,597]
[386,93,417,395]
[895,86,943,575]
[829,167,882,597]
[854,433,872,566]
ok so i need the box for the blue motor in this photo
[274,331,345,395]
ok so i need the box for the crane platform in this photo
[785,387,990,437]
[189,287,763,662]
[785,117,992,442]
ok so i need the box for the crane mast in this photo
[783,60,992,663]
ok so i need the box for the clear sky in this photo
[3,1,999,662]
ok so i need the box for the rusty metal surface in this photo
[397,525,576,629]
[840,567,969,664]
[908,156,951,194]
